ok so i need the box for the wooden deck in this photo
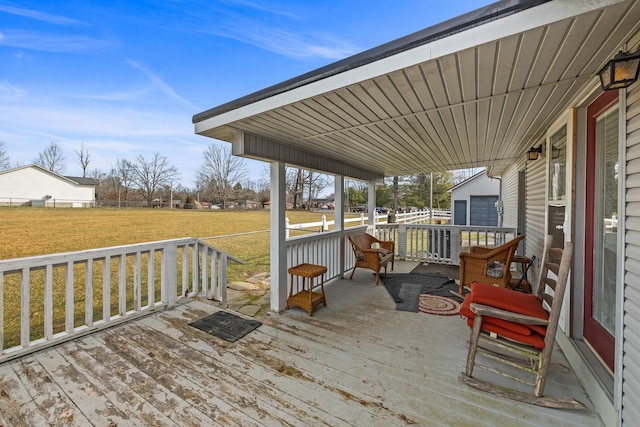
[0,264,604,426]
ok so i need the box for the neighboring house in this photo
[0,164,97,208]
[193,1,640,424]
[448,171,500,227]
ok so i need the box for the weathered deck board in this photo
[0,267,605,426]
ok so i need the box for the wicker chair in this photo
[458,235,525,296]
[348,232,394,285]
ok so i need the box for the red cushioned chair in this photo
[459,235,584,409]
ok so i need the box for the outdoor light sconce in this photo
[528,145,542,161]
[598,49,640,91]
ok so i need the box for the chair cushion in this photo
[355,248,393,261]
[463,316,546,349]
[460,294,534,336]
[470,282,549,321]
[460,282,550,348]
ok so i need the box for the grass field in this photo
[0,207,341,281]
[0,207,349,347]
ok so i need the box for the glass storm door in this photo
[585,90,619,372]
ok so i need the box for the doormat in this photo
[418,294,460,316]
[380,273,460,312]
[189,311,262,342]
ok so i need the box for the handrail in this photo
[0,238,242,364]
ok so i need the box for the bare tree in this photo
[109,158,135,204]
[131,153,181,203]
[196,144,247,207]
[0,141,10,171]
[305,171,329,208]
[75,142,91,177]
[284,167,304,208]
[34,142,66,173]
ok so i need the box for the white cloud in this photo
[197,11,359,60]
[0,29,114,53]
[0,5,87,26]
[0,80,25,98]
[128,60,200,110]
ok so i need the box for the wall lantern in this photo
[527,145,542,161]
[598,50,640,91]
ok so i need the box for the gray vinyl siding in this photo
[501,160,523,230]
[525,149,546,283]
[623,54,640,426]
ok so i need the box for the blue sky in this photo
[0,0,491,188]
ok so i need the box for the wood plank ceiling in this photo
[195,0,640,179]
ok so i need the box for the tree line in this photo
[0,140,472,210]
[0,140,268,207]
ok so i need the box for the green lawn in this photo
[0,207,345,281]
[0,207,355,348]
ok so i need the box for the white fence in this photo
[0,238,242,363]
[286,209,451,235]
[0,196,95,208]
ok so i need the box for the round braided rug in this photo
[418,294,460,316]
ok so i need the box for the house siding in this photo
[623,52,640,426]
[525,151,546,282]
[449,172,500,226]
[501,158,526,230]
[0,166,95,207]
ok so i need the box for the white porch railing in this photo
[0,238,242,363]
[285,225,519,282]
[285,230,358,281]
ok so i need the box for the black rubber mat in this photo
[189,311,262,342]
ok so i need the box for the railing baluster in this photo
[201,245,207,297]
[66,261,74,333]
[192,242,199,296]
[119,254,126,316]
[209,250,218,301]
[21,267,30,348]
[134,252,141,311]
[163,244,177,307]
[219,255,227,309]
[104,255,111,322]
[44,264,53,340]
[86,259,93,327]
[148,250,155,308]
[181,244,188,297]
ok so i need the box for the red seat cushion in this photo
[471,282,549,322]
[460,294,534,336]
[463,316,546,349]
[460,282,550,349]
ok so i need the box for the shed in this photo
[448,171,500,226]
[0,164,98,207]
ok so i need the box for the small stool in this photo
[511,255,531,293]
[286,263,327,316]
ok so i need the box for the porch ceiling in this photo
[194,0,640,179]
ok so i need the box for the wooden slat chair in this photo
[458,235,525,296]
[348,232,394,285]
[458,235,584,409]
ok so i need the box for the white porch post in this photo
[270,161,287,313]
[334,176,345,277]
[368,181,376,228]
[334,176,344,231]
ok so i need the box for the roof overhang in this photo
[194,0,640,180]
